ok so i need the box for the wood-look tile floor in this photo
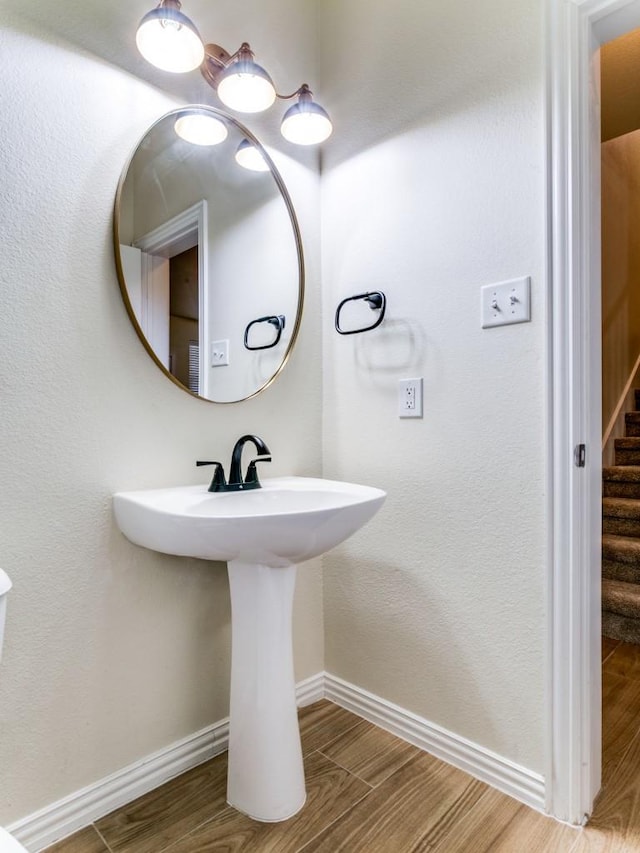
[44,640,640,852]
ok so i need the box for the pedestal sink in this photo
[113,476,386,822]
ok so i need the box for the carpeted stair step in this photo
[603,497,640,536]
[602,578,640,619]
[603,579,640,643]
[603,466,640,498]
[615,437,640,466]
[602,609,640,644]
[602,534,640,582]
[625,412,640,437]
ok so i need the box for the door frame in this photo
[547,0,640,823]
[135,200,209,397]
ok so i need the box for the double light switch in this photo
[481,277,531,328]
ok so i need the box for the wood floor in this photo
[43,640,640,852]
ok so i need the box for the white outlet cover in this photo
[398,377,423,418]
[481,277,531,328]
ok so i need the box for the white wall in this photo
[2,0,554,827]
[320,0,547,772]
[0,7,323,824]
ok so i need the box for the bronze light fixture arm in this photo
[136,1,332,143]
[201,43,309,96]
[274,83,312,101]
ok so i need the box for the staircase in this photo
[603,390,640,643]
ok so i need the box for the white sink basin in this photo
[112,474,385,823]
[113,476,386,567]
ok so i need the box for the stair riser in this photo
[603,560,640,584]
[603,517,640,537]
[615,449,640,466]
[603,610,640,644]
[603,400,640,643]
[603,482,640,498]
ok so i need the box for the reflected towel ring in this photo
[244,314,286,350]
[335,291,386,335]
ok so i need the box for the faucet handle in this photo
[244,455,271,487]
[196,460,227,492]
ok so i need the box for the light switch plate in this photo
[481,277,531,328]
[211,339,229,367]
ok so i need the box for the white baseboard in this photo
[8,675,324,853]
[8,718,229,853]
[324,673,546,813]
[295,671,325,707]
[8,671,544,851]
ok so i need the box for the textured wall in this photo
[0,8,323,823]
[1,0,554,826]
[319,0,547,772]
[601,131,640,428]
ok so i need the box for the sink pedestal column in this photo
[226,560,306,822]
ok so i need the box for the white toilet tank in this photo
[0,569,12,661]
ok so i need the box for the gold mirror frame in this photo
[113,105,305,404]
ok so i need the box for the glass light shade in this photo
[174,113,228,145]
[136,5,204,73]
[217,60,276,113]
[280,98,333,145]
[235,139,270,172]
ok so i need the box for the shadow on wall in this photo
[332,317,443,402]
[353,318,428,373]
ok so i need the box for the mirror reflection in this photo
[114,106,303,403]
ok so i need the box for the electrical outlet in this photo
[398,378,423,418]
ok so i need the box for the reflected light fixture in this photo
[174,111,228,146]
[235,138,271,172]
[136,2,332,145]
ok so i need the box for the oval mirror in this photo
[114,106,304,403]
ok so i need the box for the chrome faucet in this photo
[197,434,271,492]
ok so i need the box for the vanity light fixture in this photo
[135,0,204,72]
[280,85,332,145]
[235,138,270,172]
[174,111,228,145]
[216,43,276,114]
[136,1,333,145]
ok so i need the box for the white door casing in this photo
[547,0,640,824]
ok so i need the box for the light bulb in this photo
[136,3,204,73]
[216,45,276,113]
[174,113,228,145]
[280,91,332,145]
[235,139,270,171]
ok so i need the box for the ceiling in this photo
[11,1,639,146]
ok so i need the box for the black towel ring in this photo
[335,291,386,335]
[244,315,286,350]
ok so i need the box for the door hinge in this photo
[574,443,586,468]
